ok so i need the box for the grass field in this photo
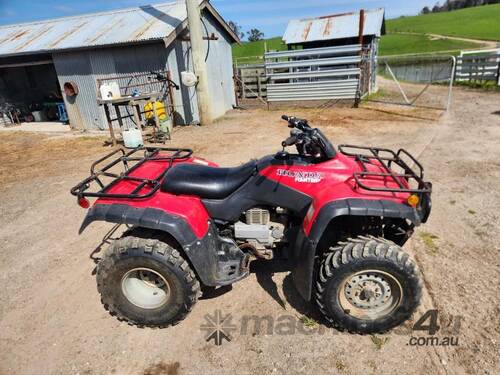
[232,37,286,64]
[379,33,479,56]
[387,3,500,41]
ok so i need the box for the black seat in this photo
[161,160,257,199]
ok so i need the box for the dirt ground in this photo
[0,84,499,375]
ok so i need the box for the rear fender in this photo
[291,199,422,301]
[79,204,223,286]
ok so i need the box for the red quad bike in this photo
[71,115,432,333]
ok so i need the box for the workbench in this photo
[98,93,165,146]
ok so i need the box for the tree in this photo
[432,2,441,12]
[228,21,244,40]
[421,6,431,13]
[247,28,264,42]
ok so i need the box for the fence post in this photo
[446,56,456,112]
[496,52,500,86]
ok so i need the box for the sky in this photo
[0,0,433,38]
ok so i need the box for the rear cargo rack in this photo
[338,144,432,194]
[70,146,192,200]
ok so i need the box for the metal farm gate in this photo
[264,44,363,102]
[455,49,500,85]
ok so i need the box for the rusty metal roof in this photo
[283,8,385,45]
[0,0,237,57]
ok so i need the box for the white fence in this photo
[264,45,363,102]
[455,49,500,85]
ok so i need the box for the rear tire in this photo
[315,236,422,333]
[97,236,200,327]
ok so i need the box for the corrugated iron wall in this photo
[53,42,173,130]
[203,12,236,119]
[51,9,234,130]
[52,51,101,130]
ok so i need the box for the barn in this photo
[0,0,239,130]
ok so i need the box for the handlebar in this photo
[149,71,180,90]
[281,114,310,130]
[280,114,337,161]
[281,136,297,147]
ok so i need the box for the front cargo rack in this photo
[70,146,192,200]
[338,144,432,194]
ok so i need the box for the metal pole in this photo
[446,56,456,112]
[186,0,212,124]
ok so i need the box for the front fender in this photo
[291,198,421,301]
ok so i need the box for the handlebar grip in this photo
[282,136,297,147]
[281,115,289,121]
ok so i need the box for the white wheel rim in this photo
[338,270,402,320]
[121,268,170,309]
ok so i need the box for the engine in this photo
[233,208,286,259]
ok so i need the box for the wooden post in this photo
[132,103,142,128]
[358,9,365,47]
[113,104,124,129]
[233,64,240,107]
[186,0,212,124]
[103,104,117,146]
[354,9,365,108]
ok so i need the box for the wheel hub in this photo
[339,270,402,320]
[121,268,171,309]
[345,273,392,309]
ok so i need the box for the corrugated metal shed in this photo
[283,8,385,45]
[0,0,237,57]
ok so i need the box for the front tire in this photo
[97,236,200,327]
[315,236,422,333]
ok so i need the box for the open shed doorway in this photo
[0,55,67,128]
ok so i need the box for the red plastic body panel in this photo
[90,151,411,239]
[93,155,218,239]
[259,153,411,235]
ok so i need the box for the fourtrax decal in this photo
[276,169,324,183]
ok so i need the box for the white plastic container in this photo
[100,82,121,100]
[122,128,143,148]
[32,110,46,122]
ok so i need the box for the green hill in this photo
[379,34,478,56]
[232,5,498,63]
[232,37,286,65]
[387,3,500,41]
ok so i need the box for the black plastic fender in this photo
[79,203,227,286]
[291,198,422,301]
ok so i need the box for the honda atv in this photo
[71,115,432,333]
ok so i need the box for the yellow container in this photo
[144,101,167,121]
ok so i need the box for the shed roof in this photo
[283,8,385,45]
[0,0,239,57]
